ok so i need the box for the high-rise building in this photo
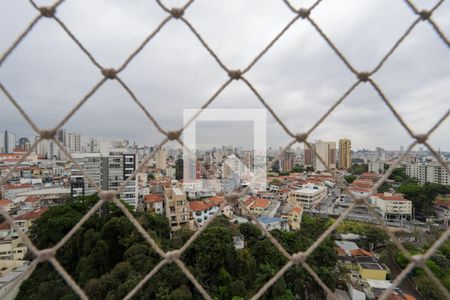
[0,130,16,154]
[57,129,66,145]
[304,146,314,166]
[17,137,31,150]
[70,149,138,208]
[175,158,183,180]
[155,148,167,170]
[67,131,81,153]
[55,128,81,157]
[279,151,295,173]
[71,153,102,197]
[338,138,351,170]
[306,141,336,172]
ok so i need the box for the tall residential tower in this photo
[339,138,351,170]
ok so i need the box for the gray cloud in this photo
[1,0,449,151]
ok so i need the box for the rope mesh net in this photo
[0,0,449,299]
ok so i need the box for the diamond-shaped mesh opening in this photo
[0,0,449,299]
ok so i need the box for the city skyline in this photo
[1,1,449,151]
[1,127,450,153]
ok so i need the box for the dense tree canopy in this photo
[351,164,368,175]
[17,197,338,300]
[397,182,450,216]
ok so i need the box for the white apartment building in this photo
[66,131,81,153]
[405,162,449,185]
[369,193,412,221]
[368,162,385,174]
[189,200,220,228]
[288,183,327,209]
[222,153,249,178]
[34,138,55,159]
[55,129,81,158]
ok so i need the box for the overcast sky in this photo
[1,0,449,151]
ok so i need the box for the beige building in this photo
[0,238,27,260]
[288,183,327,209]
[248,198,271,216]
[164,180,191,231]
[338,138,351,170]
[306,141,336,171]
[155,148,167,170]
[281,203,303,230]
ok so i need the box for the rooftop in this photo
[372,193,409,202]
[290,207,302,214]
[359,262,383,270]
[351,249,374,257]
[189,200,217,212]
[258,216,286,224]
[250,198,271,209]
[0,199,13,206]
[13,208,48,221]
[172,187,185,196]
[335,240,359,255]
[17,187,70,196]
[144,194,164,203]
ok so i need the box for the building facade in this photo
[288,183,327,209]
[368,162,385,174]
[305,141,336,171]
[279,151,295,173]
[369,193,412,221]
[405,162,449,186]
[70,150,137,207]
[0,131,16,154]
[164,180,191,231]
[339,138,351,170]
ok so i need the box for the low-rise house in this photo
[0,199,14,212]
[13,208,49,233]
[249,198,271,216]
[358,262,387,281]
[144,194,164,214]
[257,216,289,231]
[286,206,303,230]
[189,200,220,228]
[359,172,382,183]
[335,240,360,256]
[208,196,233,218]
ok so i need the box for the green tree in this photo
[351,164,368,175]
[344,175,357,184]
